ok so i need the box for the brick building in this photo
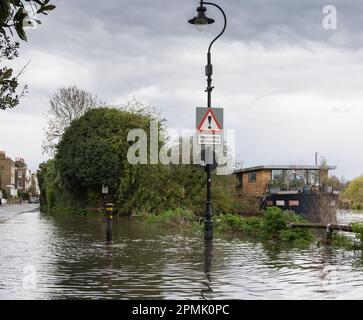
[15,158,32,193]
[0,151,16,196]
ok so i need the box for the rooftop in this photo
[235,165,337,174]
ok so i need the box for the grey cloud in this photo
[56,0,363,47]
[3,0,363,179]
[29,0,363,55]
[20,0,363,110]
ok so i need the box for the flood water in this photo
[1,207,363,300]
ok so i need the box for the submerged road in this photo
[0,204,39,216]
[1,206,363,299]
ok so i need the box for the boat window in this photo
[289,200,300,207]
[272,170,283,180]
[308,170,320,185]
[276,200,285,206]
[295,170,307,185]
[285,169,307,187]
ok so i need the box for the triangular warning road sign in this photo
[197,108,222,133]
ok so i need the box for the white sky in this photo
[1,0,363,180]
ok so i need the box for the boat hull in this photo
[262,193,339,224]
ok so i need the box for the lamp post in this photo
[188,1,227,241]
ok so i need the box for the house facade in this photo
[15,158,32,193]
[235,164,338,223]
[0,151,16,195]
[235,165,337,197]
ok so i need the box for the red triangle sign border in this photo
[197,108,223,133]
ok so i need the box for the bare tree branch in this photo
[42,86,105,155]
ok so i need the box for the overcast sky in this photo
[1,0,363,179]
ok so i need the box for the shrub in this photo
[142,208,197,227]
[18,191,30,201]
[215,214,262,238]
[261,207,313,242]
[215,207,314,246]
[261,207,288,237]
[341,176,363,210]
[0,188,9,200]
[352,222,363,246]
[233,194,261,216]
[331,233,355,250]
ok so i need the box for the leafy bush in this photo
[262,207,313,243]
[215,207,313,246]
[0,188,9,199]
[331,233,355,250]
[341,176,363,210]
[39,105,248,217]
[352,222,363,246]
[18,191,29,201]
[216,214,262,237]
[261,207,288,237]
[142,208,197,227]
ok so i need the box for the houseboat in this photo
[234,165,339,223]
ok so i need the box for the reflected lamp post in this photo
[188,1,227,241]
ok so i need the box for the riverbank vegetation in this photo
[216,207,314,245]
[36,98,363,250]
[340,176,363,210]
[140,207,363,250]
[140,206,314,247]
[38,102,260,219]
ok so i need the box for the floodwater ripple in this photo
[1,209,363,299]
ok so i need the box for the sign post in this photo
[196,107,223,241]
[188,0,227,241]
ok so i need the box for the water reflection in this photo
[1,210,363,299]
[201,240,213,300]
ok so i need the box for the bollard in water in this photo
[105,203,114,243]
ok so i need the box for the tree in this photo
[39,103,242,216]
[1,0,56,40]
[324,175,347,192]
[341,176,363,210]
[38,105,203,214]
[0,35,27,109]
[0,0,55,110]
[53,106,163,210]
[42,86,104,155]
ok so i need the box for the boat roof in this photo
[234,165,337,174]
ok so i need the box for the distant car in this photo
[29,197,39,204]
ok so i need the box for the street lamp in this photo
[188,1,227,241]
